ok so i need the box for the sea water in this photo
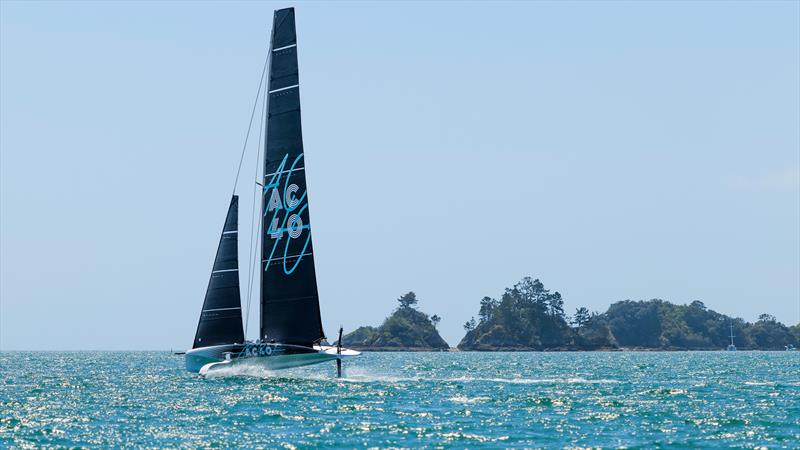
[1,351,798,448]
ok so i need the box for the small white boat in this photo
[726,324,737,351]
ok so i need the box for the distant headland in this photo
[342,277,800,351]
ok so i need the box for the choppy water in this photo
[1,351,798,448]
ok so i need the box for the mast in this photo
[259,8,325,346]
[193,196,245,348]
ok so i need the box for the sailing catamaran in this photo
[185,7,360,376]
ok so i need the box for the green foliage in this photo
[342,293,448,350]
[758,314,777,323]
[478,297,498,323]
[603,299,797,350]
[458,277,602,350]
[574,312,617,350]
[790,324,800,344]
[458,276,798,351]
[339,326,378,347]
[571,307,590,327]
[464,317,477,332]
[747,317,794,349]
[603,300,663,347]
[397,291,418,309]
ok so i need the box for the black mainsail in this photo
[260,7,325,346]
[193,195,244,348]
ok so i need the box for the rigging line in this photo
[246,204,263,338]
[244,63,268,339]
[231,48,270,196]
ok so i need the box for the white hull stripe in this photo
[272,44,297,52]
[212,268,238,273]
[222,230,237,235]
[202,307,241,312]
[269,84,299,94]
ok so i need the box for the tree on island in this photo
[464,317,476,332]
[548,292,565,318]
[478,297,498,323]
[397,291,418,309]
[790,324,800,344]
[758,314,777,323]
[571,307,590,328]
[748,313,793,349]
[690,300,707,310]
[431,314,441,329]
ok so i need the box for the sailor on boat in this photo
[184,8,360,377]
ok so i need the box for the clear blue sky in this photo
[1,1,798,350]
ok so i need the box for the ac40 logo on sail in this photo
[263,153,312,275]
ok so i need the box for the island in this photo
[340,277,799,352]
[458,277,800,351]
[340,292,450,351]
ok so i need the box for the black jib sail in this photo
[260,7,325,346]
[193,195,245,348]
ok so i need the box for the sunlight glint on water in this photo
[1,352,798,448]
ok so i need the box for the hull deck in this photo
[185,343,360,375]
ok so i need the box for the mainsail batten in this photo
[193,195,245,348]
[259,7,325,346]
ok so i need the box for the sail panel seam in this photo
[262,252,312,263]
[273,44,297,52]
[269,84,299,94]
[202,307,242,312]
[265,167,304,178]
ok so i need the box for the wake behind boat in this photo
[185,7,360,377]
